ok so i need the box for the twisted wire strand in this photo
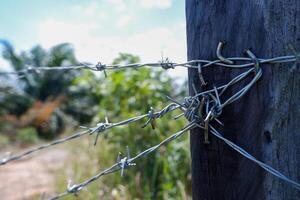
[207,125,300,191]
[0,129,90,165]
[178,90,300,192]
[0,43,299,198]
[167,67,259,123]
[0,53,298,77]
[193,67,257,99]
[183,67,260,111]
[168,60,300,192]
[0,103,180,165]
[48,122,195,200]
[220,68,262,108]
[46,55,300,198]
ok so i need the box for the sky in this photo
[0,0,187,78]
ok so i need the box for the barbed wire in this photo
[49,121,300,199]
[0,52,262,166]
[208,125,300,191]
[167,79,300,192]
[0,42,299,199]
[165,46,300,191]
[48,59,300,198]
[0,42,299,78]
[48,123,195,200]
[0,103,180,165]
[0,61,254,166]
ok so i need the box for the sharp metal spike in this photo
[121,164,125,177]
[197,63,207,86]
[126,146,130,160]
[117,152,121,163]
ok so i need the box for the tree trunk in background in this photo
[185,1,300,199]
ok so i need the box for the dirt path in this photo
[0,147,69,200]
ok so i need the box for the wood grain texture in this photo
[185,0,300,199]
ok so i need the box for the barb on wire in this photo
[0,103,180,166]
[48,123,195,200]
[117,146,136,177]
[95,62,107,77]
[141,107,156,129]
[89,117,111,146]
[197,63,207,86]
[0,47,299,77]
[160,57,174,70]
[166,58,300,192]
[1,41,300,198]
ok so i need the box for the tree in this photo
[0,41,93,137]
[186,0,300,199]
[1,41,78,100]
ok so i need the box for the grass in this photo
[52,116,192,199]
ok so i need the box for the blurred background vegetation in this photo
[0,41,190,199]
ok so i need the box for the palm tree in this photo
[0,41,86,138]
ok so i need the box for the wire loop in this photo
[95,62,107,77]
[1,43,300,199]
[142,107,156,129]
[160,58,174,70]
[245,49,260,73]
[216,41,234,64]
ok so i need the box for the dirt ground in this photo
[0,147,69,200]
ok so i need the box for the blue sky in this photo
[0,0,187,77]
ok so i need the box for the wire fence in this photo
[0,42,300,199]
[49,123,195,200]
[0,42,299,78]
[0,103,180,165]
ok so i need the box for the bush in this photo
[53,53,191,199]
[16,127,39,143]
[0,134,9,146]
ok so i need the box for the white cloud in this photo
[71,1,109,21]
[106,0,127,12]
[36,19,98,47]
[71,1,98,17]
[116,15,132,28]
[140,0,172,9]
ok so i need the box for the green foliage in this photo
[16,127,39,143]
[0,41,78,100]
[0,134,9,146]
[55,53,191,199]
[112,53,140,65]
[0,41,96,138]
[0,42,190,199]
[0,87,33,116]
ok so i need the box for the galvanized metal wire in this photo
[48,63,300,198]
[0,47,299,77]
[48,123,195,200]
[0,42,299,199]
[0,103,180,165]
[169,52,300,192]
[167,68,300,192]
[208,125,300,191]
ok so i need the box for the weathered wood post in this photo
[186,0,300,199]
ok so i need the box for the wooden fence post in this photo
[186,0,300,199]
